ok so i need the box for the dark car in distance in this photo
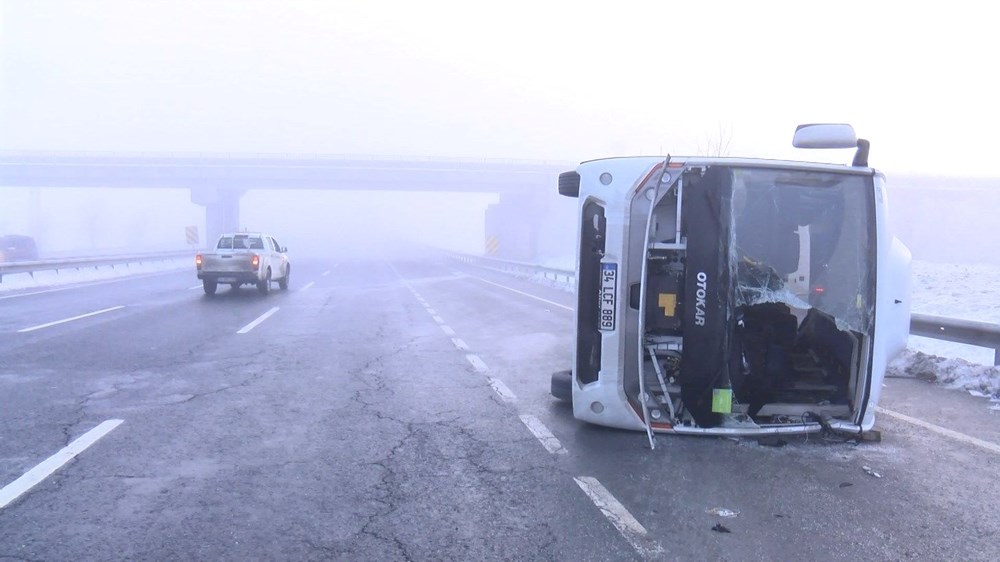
[0,235,40,262]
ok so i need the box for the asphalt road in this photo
[1,256,998,561]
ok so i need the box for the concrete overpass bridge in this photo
[0,151,575,260]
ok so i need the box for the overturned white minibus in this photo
[551,125,911,444]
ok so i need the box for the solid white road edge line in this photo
[17,306,126,333]
[519,414,566,454]
[573,476,663,558]
[488,377,517,402]
[0,419,124,509]
[470,275,572,311]
[465,354,488,373]
[237,307,280,334]
[300,281,316,292]
[877,407,1000,455]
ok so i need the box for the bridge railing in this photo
[451,252,1000,366]
[0,250,192,283]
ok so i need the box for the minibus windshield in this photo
[731,168,875,333]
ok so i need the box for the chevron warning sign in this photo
[185,225,199,245]
[485,236,500,255]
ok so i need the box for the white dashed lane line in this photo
[0,419,124,510]
[573,477,663,559]
[451,338,469,351]
[299,281,316,292]
[520,415,566,454]
[187,284,202,290]
[440,325,456,336]
[488,377,517,402]
[465,354,489,373]
[237,307,280,334]
[17,305,126,333]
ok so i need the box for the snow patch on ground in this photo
[0,258,189,293]
[888,349,1000,409]
[906,260,1000,366]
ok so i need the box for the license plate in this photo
[216,277,237,283]
[599,262,617,331]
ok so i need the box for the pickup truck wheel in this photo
[278,266,289,290]
[203,280,217,296]
[257,268,271,295]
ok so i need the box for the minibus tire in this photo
[550,370,573,402]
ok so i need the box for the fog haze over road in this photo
[3,1,999,259]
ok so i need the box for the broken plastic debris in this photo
[711,523,732,534]
[707,507,739,518]
[861,465,882,478]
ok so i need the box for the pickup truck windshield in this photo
[731,168,875,333]
[216,235,264,250]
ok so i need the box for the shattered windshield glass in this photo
[730,168,875,333]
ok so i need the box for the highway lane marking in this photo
[0,270,187,301]
[187,284,202,290]
[573,477,663,559]
[488,377,517,402]
[465,354,488,373]
[321,270,331,277]
[519,414,566,454]
[877,407,1000,455]
[397,266,518,404]
[0,419,124,510]
[469,275,572,311]
[17,305,126,333]
[237,307,280,334]
[299,281,316,292]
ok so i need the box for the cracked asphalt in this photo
[1,256,999,561]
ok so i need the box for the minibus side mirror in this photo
[792,124,858,149]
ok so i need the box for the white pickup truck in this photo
[196,232,290,295]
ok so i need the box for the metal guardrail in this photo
[910,313,1000,366]
[451,253,575,284]
[452,252,1000,366]
[0,250,193,283]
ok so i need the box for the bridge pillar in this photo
[191,188,243,246]
[484,190,576,263]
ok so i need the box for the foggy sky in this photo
[3,1,999,176]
